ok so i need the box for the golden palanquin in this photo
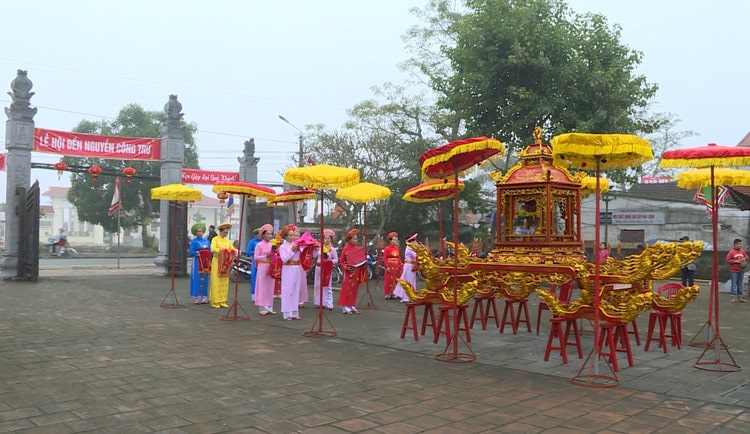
[399,128,701,322]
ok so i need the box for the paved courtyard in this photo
[0,265,747,432]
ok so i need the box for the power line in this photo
[0,56,346,111]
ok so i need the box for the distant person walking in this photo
[680,236,696,287]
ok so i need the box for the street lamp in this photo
[278,115,304,168]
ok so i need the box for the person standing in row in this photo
[339,228,367,314]
[382,231,403,300]
[207,225,217,244]
[393,233,419,302]
[209,222,237,309]
[597,242,610,262]
[313,229,338,310]
[279,224,304,320]
[253,224,276,315]
[246,227,262,301]
[726,238,748,303]
[188,223,211,305]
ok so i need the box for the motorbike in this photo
[45,237,78,258]
[229,253,252,282]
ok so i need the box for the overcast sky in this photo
[2,0,749,204]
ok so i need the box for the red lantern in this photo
[52,161,68,180]
[123,166,136,184]
[88,165,103,183]
[216,191,229,207]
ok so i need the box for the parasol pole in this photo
[358,204,379,309]
[572,157,618,386]
[116,201,121,269]
[292,202,297,226]
[436,200,444,257]
[304,189,337,337]
[435,170,476,363]
[160,200,184,308]
[693,166,740,371]
[222,194,250,321]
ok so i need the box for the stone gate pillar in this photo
[238,138,260,249]
[154,95,185,276]
[2,70,36,279]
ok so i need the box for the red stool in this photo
[500,298,531,334]
[544,317,583,364]
[420,303,437,338]
[644,311,682,352]
[435,304,471,344]
[470,294,499,330]
[400,302,420,341]
[598,322,634,372]
[629,319,641,346]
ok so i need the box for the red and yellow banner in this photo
[181,169,239,185]
[34,128,160,160]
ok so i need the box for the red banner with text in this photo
[34,128,160,160]
[181,169,239,185]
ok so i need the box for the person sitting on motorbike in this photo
[49,228,67,255]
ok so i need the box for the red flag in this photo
[332,203,344,221]
[108,177,121,216]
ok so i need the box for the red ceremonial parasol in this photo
[267,189,317,225]
[335,182,392,309]
[284,164,360,337]
[151,183,204,308]
[420,136,505,363]
[552,132,653,387]
[661,143,750,372]
[402,179,465,257]
[212,181,276,321]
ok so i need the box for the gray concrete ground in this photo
[0,265,748,433]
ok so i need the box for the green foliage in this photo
[407,0,659,184]
[65,104,200,249]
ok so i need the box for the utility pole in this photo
[278,115,304,167]
[278,115,307,223]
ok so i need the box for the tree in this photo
[303,84,444,236]
[65,104,199,249]
[405,0,660,184]
[639,112,699,179]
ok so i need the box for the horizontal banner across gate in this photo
[181,169,239,185]
[34,128,160,160]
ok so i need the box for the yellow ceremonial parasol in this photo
[283,164,360,337]
[551,132,652,387]
[580,175,610,197]
[267,189,317,225]
[211,181,277,321]
[151,183,203,202]
[150,183,203,308]
[419,136,505,363]
[336,182,392,309]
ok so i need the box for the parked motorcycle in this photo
[229,253,252,282]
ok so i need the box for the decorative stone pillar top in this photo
[241,139,260,167]
[164,94,183,128]
[5,70,37,120]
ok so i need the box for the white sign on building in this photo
[611,211,665,225]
